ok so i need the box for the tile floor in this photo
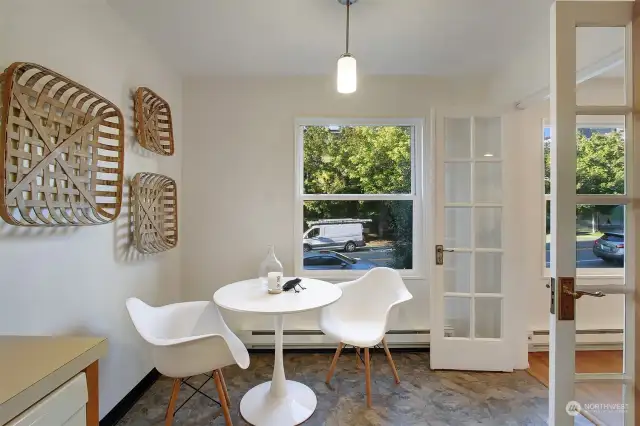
[117,351,560,426]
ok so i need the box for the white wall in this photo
[490,20,626,107]
[0,0,183,418]
[502,77,625,338]
[181,75,500,332]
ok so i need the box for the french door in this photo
[549,1,638,425]
[430,114,513,371]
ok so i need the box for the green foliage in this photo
[303,126,411,194]
[387,201,413,269]
[576,130,624,196]
[544,130,624,217]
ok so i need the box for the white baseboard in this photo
[239,329,437,349]
[528,328,623,352]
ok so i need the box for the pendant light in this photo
[337,0,357,94]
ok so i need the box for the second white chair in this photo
[319,267,413,408]
[126,298,250,426]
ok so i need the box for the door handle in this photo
[545,283,605,299]
[570,290,605,299]
[435,245,453,265]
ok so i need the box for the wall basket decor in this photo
[131,172,178,254]
[0,62,124,226]
[134,87,175,156]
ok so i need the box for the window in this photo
[543,123,625,273]
[295,118,423,276]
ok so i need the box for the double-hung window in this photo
[543,122,625,276]
[294,118,424,278]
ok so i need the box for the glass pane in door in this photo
[474,162,502,203]
[575,27,625,106]
[545,204,625,269]
[475,207,502,248]
[445,207,471,248]
[445,118,471,159]
[445,163,471,203]
[574,381,625,426]
[575,116,625,195]
[475,252,502,293]
[474,117,502,158]
[444,297,471,338]
[475,297,502,338]
[444,252,471,293]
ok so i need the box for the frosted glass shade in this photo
[337,54,357,93]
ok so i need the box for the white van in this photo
[302,219,370,253]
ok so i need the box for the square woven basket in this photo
[0,62,124,226]
[134,87,175,156]
[131,172,178,254]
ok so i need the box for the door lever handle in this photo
[545,283,605,299]
[435,245,454,265]
[571,290,605,299]
[443,248,454,252]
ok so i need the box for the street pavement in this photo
[351,247,393,266]
[311,238,622,269]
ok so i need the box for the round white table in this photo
[213,277,342,426]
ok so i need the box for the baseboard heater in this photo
[528,328,623,351]
[239,329,443,349]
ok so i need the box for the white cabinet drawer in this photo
[7,373,88,426]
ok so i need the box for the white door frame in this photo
[549,1,638,424]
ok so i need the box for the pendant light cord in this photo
[346,0,350,54]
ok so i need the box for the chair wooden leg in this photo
[382,337,400,384]
[214,370,233,426]
[364,347,372,408]
[356,347,361,369]
[216,369,231,407]
[326,342,344,384]
[165,379,181,426]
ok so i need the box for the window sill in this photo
[295,270,425,282]
[543,272,625,280]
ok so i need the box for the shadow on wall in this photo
[0,221,78,239]
[114,177,156,264]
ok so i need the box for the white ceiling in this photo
[108,0,625,78]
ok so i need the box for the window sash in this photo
[295,117,425,278]
[301,194,416,201]
[298,118,422,197]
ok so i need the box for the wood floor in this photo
[528,350,624,425]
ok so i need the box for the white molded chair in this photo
[126,298,250,426]
[319,267,413,408]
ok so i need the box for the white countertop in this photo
[0,336,107,425]
[214,277,342,315]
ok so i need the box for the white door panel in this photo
[431,115,512,372]
[549,2,637,425]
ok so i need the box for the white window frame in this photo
[294,117,426,280]
[542,119,625,278]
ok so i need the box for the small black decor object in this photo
[283,278,306,293]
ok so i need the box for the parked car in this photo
[303,251,376,270]
[303,219,370,253]
[593,231,625,264]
